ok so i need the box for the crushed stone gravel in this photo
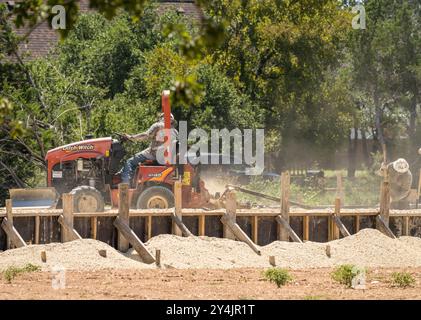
[1,229,421,271]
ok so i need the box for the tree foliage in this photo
[0,0,420,202]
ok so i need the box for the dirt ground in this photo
[1,268,420,300]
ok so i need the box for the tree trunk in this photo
[409,94,417,139]
[408,91,418,162]
[361,128,370,167]
[347,128,356,178]
[374,90,387,163]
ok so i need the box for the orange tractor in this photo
[10,91,211,211]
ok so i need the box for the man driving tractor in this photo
[120,112,177,184]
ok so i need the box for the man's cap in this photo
[392,158,409,174]
[159,112,175,121]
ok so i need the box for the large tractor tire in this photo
[70,186,105,213]
[136,186,174,209]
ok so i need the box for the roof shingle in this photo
[1,0,201,60]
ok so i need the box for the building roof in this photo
[1,0,201,60]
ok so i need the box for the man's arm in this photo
[130,132,148,141]
[129,122,161,141]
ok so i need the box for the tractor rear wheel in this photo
[136,186,174,209]
[70,186,105,212]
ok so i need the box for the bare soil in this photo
[1,268,420,300]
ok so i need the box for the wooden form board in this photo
[5,207,421,218]
[1,211,419,251]
[0,177,419,251]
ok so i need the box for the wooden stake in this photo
[98,249,107,258]
[278,171,290,241]
[269,256,276,266]
[117,183,130,252]
[275,215,302,243]
[91,216,97,240]
[380,182,391,223]
[417,168,421,208]
[199,215,205,236]
[223,191,237,240]
[379,172,390,229]
[155,249,161,267]
[35,215,40,244]
[173,181,183,236]
[58,215,82,240]
[220,214,260,255]
[402,216,410,236]
[6,199,12,249]
[376,215,396,239]
[113,216,155,264]
[332,214,351,237]
[325,245,331,258]
[41,251,47,262]
[170,211,193,237]
[303,216,309,241]
[61,194,75,242]
[147,215,152,240]
[355,215,360,233]
[333,198,341,239]
[1,217,26,248]
[252,216,258,244]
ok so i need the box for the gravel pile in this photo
[0,239,153,271]
[133,228,421,269]
[323,228,421,268]
[262,241,330,268]
[1,229,421,271]
[133,235,268,269]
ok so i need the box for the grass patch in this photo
[263,268,293,288]
[391,272,415,288]
[3,263,41,283]
[236,170,380,207]
[331,264,365,288]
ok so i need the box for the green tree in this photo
[348,0,421,162]
[208,0,353,167]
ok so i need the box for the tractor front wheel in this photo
[136,186,174,209]
[70,186,105,212]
